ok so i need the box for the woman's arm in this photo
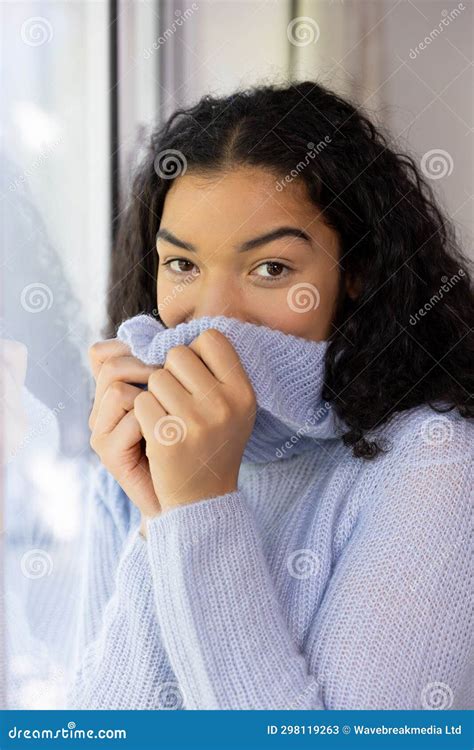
[142,416,472,710]
[305,417,473,710]
[66,464,180,710]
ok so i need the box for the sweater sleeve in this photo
[66,464,179,710]
[144,418,472,710]
[306,418,473,710]
[145,491,324,709]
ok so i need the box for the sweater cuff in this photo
[144,491,244,709]
[147,490,242,537]
[119,523,149,568]
[144,490,320,709]
[67,526,160,710]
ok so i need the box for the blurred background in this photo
[1,0,472,709]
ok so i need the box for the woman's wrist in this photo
[139,516,148,539]
[139,512,160,539]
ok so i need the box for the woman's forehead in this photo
[161,167,323,235]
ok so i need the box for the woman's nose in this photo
[192,280,243,320]
[192,301,237,319]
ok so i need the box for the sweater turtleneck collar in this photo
[116,314,344,464]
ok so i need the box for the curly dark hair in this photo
[106,80,474,459]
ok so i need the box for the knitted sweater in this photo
[66,314,473,711]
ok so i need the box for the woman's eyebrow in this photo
[238,226,313,252]
[156,228,196,251]
[155,226,313,253]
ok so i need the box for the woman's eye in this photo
[162,258,292,284]
[252,261,292,283]
[162,258,197,275]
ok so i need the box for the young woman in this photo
[68,81,473,711]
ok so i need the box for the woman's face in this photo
[156,166,345,341]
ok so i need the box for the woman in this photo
[68,81,473,710]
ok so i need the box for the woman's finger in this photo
[91,381,143,434]
[88,338,132,380]
[162,345,219,402]
[134,391,168,446]
[90,356,159,427]
[187,329,247,387]
[101,409,144,457]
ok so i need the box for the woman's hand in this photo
[88,338,161,520]
[134,329,257,514]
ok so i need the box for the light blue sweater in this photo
[67,314,473,710]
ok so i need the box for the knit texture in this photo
[117,314,344,463]
[66,314,473,710]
